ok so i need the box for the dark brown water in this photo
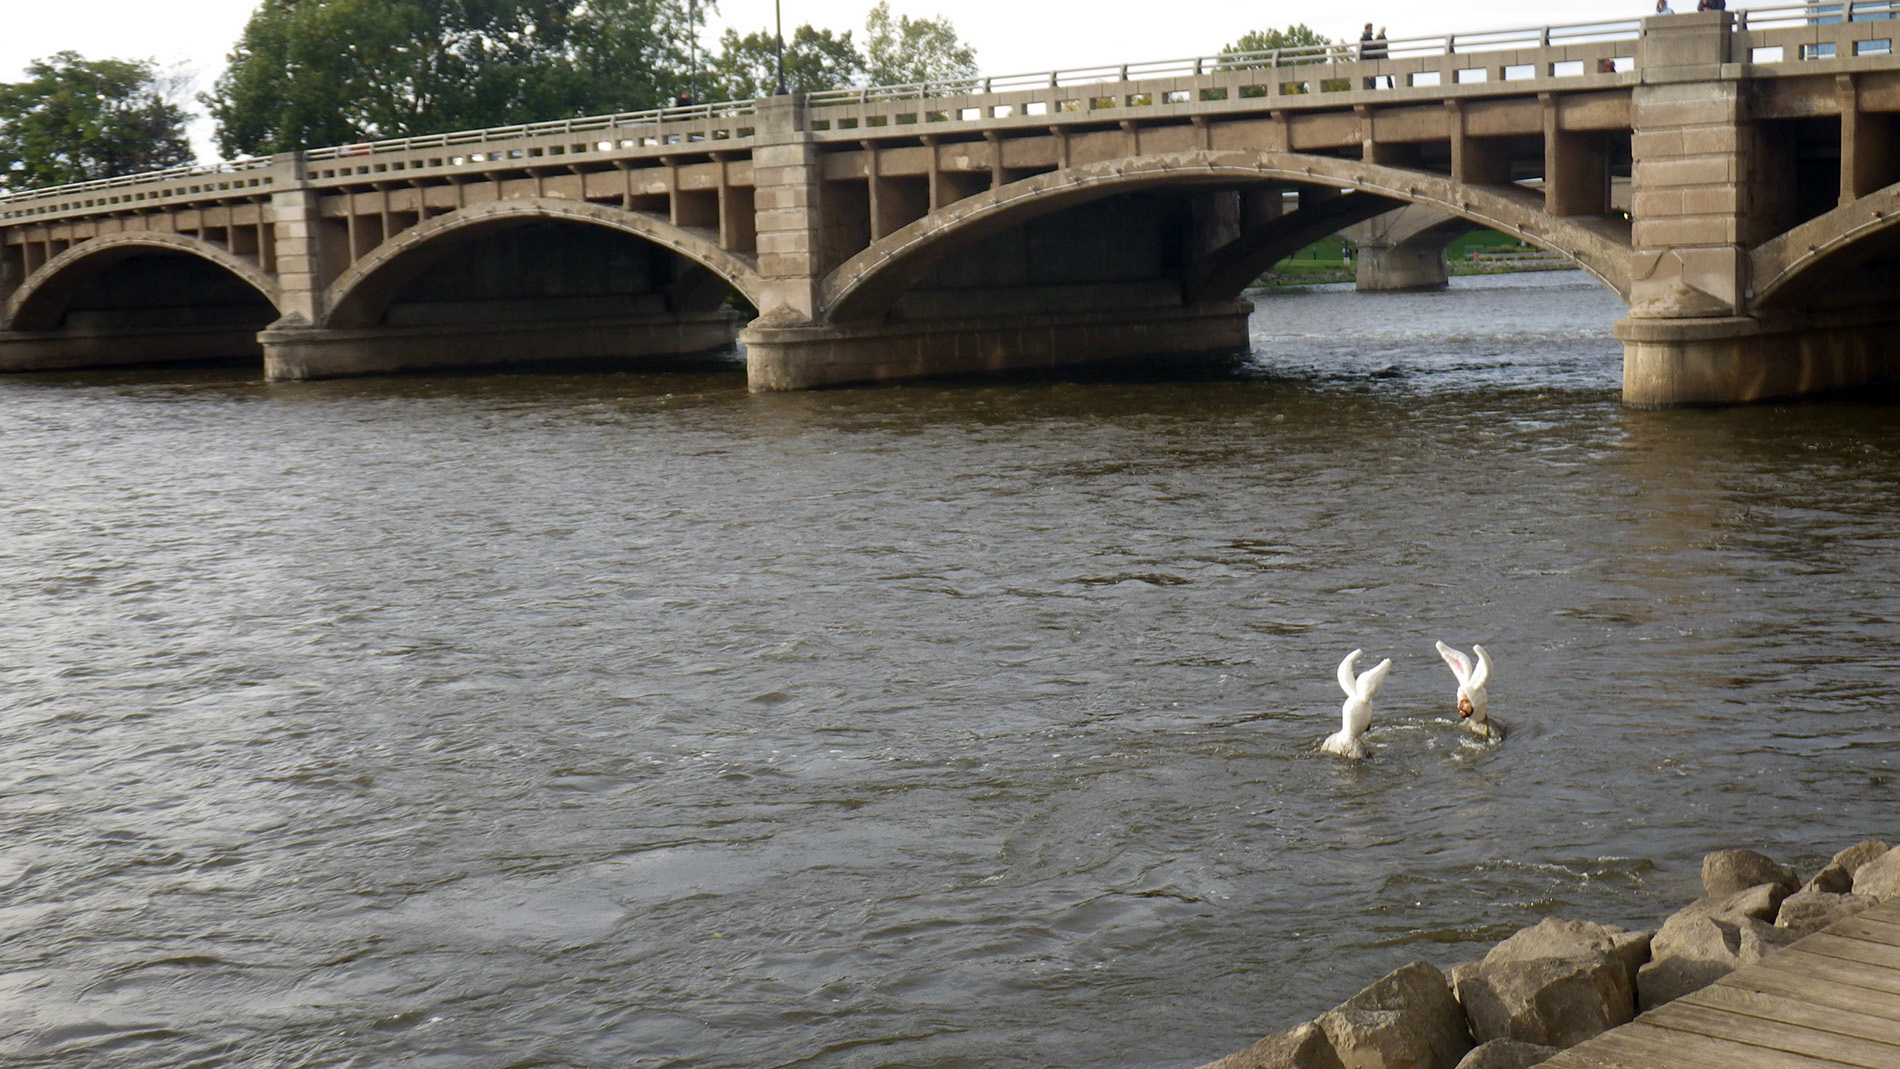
[1,273,1896,1068]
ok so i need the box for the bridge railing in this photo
[1734,1,1900,63]
[803,16,1642,106]
[1735,0,1900,28]
[298,98,759,162]
[0,156,278,208]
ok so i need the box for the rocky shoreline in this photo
[1197,838,1899,1069]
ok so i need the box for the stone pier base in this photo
[0,323,265,371]
[1354,246,1449,292]
[740,301,1253,390]
[1616,312,1900,406]
[260,312,739,380]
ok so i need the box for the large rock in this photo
[1452,1039,1560,1069]
[1678,883,1790,925]
[1851,847,1900,902]
[1636,908,1801,1010]
[1198,1021,1346,1069]
[1805,840,1888,895]
[1701,849,1799,899]
[1451,918,1649,1049]
[1775,890,1877,934]
[1316,961,1473,1069]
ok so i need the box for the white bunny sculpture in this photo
[1434,641,1501,740]
[1322,649,1393,759]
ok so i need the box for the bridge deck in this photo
[1539,899,1900,1069]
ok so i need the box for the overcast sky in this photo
[6,0,1661,160]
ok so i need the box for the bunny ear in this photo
[1469,644,1492,690]
[1338,649,1363,697]
[1435,640,1471,684]
[1356,657,1393,700]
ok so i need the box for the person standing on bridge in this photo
[1655,0,1674,13]
[1360,24,1382,89]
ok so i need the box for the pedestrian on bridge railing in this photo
[1655,0,1674,13]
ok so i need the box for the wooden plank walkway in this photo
[1537,898,1900,1069]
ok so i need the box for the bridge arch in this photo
[4,231,281,332]
[820,150,1633,324]
[1748,181,1900,310]
[321,198,766,330]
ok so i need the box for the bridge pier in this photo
[741,301,1252,389]
[1615,15,1900,404]
[260,312,739,379]
[1353,245,1449,292]
[1618,313,1900,406]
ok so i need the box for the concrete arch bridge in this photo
[5,8,1900,404]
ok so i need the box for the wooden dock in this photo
[1538,898,1900,1069]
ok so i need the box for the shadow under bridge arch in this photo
[5,231,282,333]
[819,151,1634,324]
[321,198,766,331]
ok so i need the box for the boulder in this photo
[1316,961,1473,1069]
[1851,847,1900,902]
[1636,908,1801,1010]
[1775,890,1877,934]
[1701,849,1799,899]
[1677,883,1790,925]
[1198,1021,1346,1069]
[1452,1039,1561,1069]
[1451,918,1648,1049]
[1804,840,1888,895]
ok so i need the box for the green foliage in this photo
[205,0,982,155]
[204,0,707,157]
[861,2,977,86]
[1219,25,1334,70]
[0,52,193,190]
[705,4,977,98]
[702,25,863,100]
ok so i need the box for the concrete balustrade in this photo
[6,8,1900,402]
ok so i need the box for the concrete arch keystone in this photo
[321,198,764,330]
[5,231,282,332]
[820,150,1633,323]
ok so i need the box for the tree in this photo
[702,25,863,100]
[0,52,193,191]
[861,2,977,87]
[204,0,707,158]
[1218,25,1333,67]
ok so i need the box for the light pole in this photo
[689,0,698,104]
[773,0,788,95]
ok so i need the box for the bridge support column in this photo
[268,185,328,327]
[742,301,1253,390]
[1354,245,1449,292]
[750,96,826,323]
[1620,16,1786,405]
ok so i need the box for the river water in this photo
[1,271,1896,1069]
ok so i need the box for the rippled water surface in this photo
[2,272,1897,1068]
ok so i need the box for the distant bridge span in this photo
[6,8,1900,403]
